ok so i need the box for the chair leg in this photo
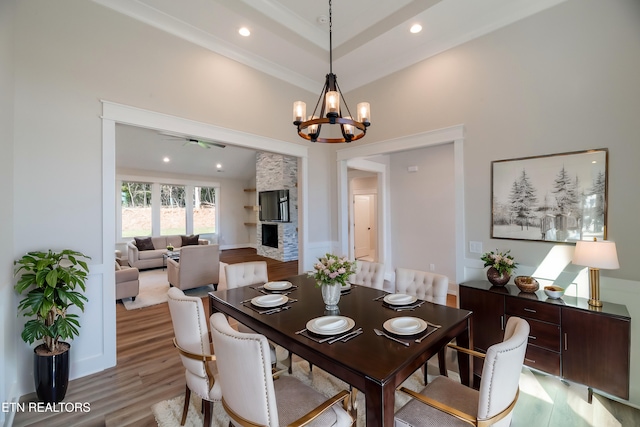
[203,399,212,427]
[180,385,191,426]
[288,353,293,374]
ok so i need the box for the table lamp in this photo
[572,238,620,307]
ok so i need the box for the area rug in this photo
[151,354,459,427]
[122,262,228,310]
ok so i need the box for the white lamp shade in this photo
[572,240,620,270]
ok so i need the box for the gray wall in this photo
[0,0,16,423]
[345,0,640,404]
[390,144,455,280]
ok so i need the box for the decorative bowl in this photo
[515,276,539,293]
[166,245,174,251]
[544,285,565,299]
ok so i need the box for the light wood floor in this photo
[12,248,640,426]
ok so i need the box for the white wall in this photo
[0,0,16,424]
[10,0,332,399]
[344,0,640,405]
[389,143,455,281]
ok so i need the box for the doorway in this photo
[354,194,376,261]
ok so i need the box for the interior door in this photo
[354,195,371,259]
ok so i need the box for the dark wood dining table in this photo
[208,274,473,426]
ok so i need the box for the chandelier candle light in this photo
[572,238,620,307]
[292,0,370,143]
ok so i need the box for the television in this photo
[259,189,290,222]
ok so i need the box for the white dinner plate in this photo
[264,281,293,291]
[306,316,355,336]
[383,293,418,306]
[251,294,289,308]
[383,317,427,336]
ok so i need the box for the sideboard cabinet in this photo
[459,281,630,400]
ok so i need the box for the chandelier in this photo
[292,0,370,143]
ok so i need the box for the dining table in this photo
[208,274,473,427]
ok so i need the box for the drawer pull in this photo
[529,335,537,340]
[564,333,568,351]
[525,358,536,364]
[500,315,504,331]
[524,308,537,313]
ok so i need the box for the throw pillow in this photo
[134,236,155,251]
[181,234,200,246]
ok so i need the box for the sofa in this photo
[167,244,220,291]
[115,261,139,301]
[127,234,209,270]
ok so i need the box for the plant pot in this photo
[320,283,341,310]
[486,267,510,286]
[34,342,70,403]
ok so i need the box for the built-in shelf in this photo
[244,205,259,211]
[244,222,257,226]
[244,188,256,192]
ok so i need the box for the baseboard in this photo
[219,243,257,250]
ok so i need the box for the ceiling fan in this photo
[160,133,226,149]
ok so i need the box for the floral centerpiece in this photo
[309,253,356,287]
[308,253,356,310]
[481,249,517,286]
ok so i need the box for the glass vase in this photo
[320,283,341,310]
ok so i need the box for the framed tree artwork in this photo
[491,148,608,243]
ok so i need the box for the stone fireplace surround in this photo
[256,152,298,262]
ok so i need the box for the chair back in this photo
[351,260,385,290]
[167,288,212,389]
[210,312,278,426]
[477,316,529,426]
[395,268,448,305]
[177,244,220,284]
[225,261,269,289]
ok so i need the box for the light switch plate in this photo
[469,241,483,254]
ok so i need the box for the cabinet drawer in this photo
[524,345,560,376]
[508,315,560,352]
[506,297,560,324]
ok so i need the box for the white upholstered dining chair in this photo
[209,313,354,427]
[224,261,280,367]
[395,267,448,305]
[167,287,222,427]
[395,267,450,383]
[394,316,530,427]
[350,260,385,290]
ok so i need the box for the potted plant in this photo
[481,249,517,286]
[14,249,91,403]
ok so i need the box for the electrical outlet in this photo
[469,241,483,254]
[429,263,435,271]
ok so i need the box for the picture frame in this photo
[491,148,608,243]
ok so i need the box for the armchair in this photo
[395,317,530,427]
[115,261,139,301]
[167,244,220,291]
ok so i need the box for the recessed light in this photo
[163,157,170,163]
[216,163,222,169]
[410,24,422,34]
[239,27,250,37]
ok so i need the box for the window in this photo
[121,181,152,237]
[194,186,216,234]
[118,177,219,241]
[160,184,186,235]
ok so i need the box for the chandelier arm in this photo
[334,80,355,120]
